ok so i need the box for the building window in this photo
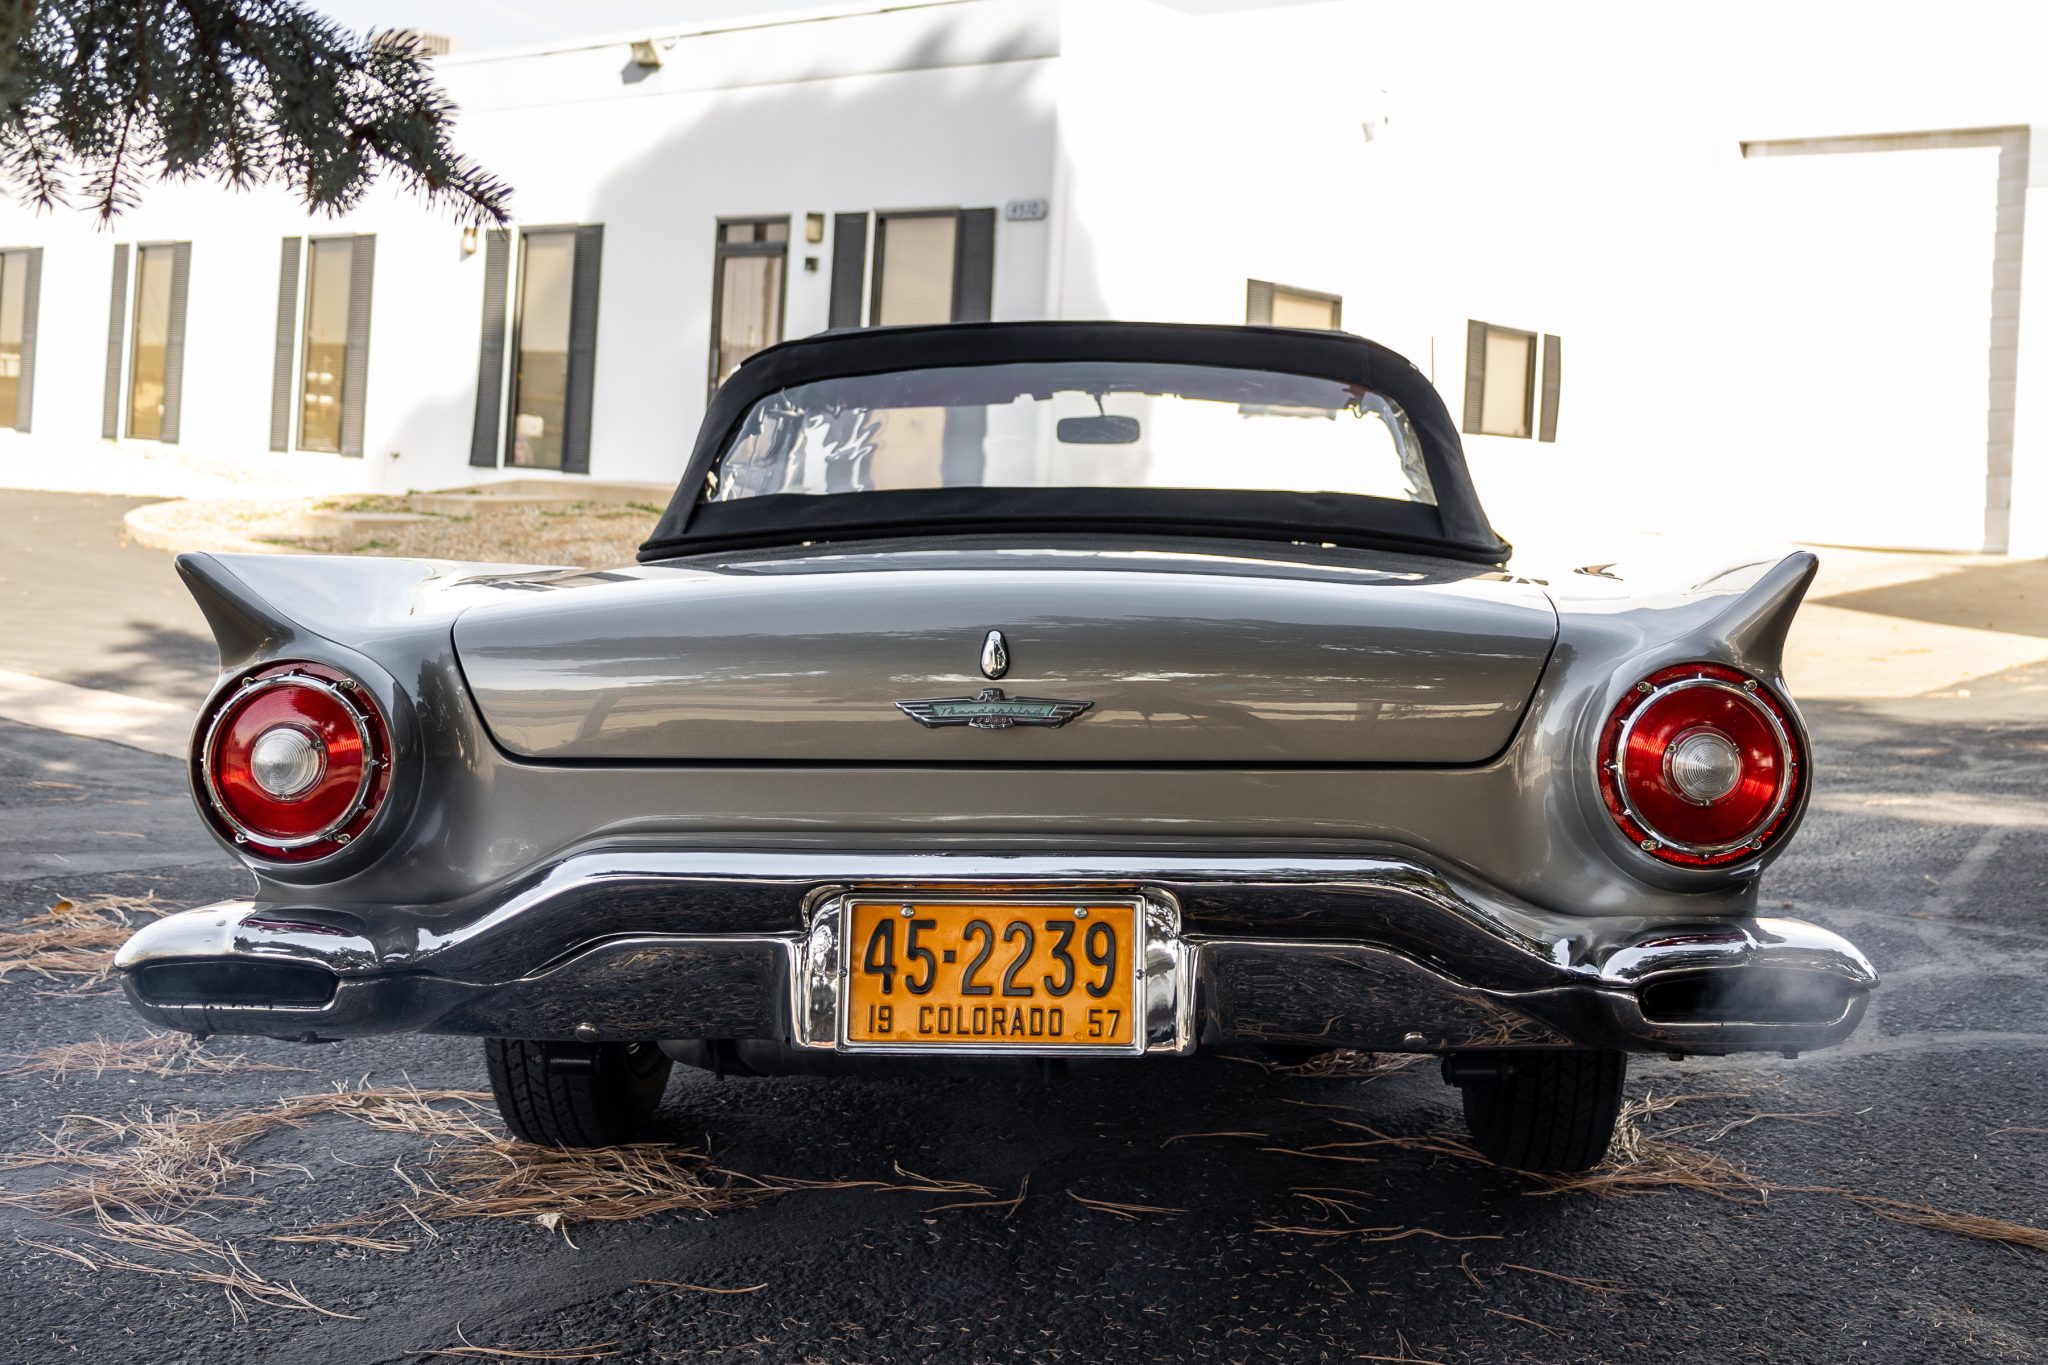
[1246,280,1342,331]
[269,235,375,456]
[871,211,959,327]
[468,225,603,475]
[509,229,577,469]
[298,238,353,453]
[709,218,787,397]
[827,208,996,331]
[127,244,179,440]
[1462,320,1538,439]
[0,247,39,430]
[1459,323,1562,443]
[102,241,188,443]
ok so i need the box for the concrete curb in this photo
[122,500,298,557]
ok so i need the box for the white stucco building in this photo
[2,0,2046,555]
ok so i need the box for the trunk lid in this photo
[452,546,1556,764]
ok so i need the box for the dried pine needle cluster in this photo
[0,1082,979,1323]
[373,1140,767,1231]
[0,1084,499,1218]
[3,1086,515,1320]
[0,892,164,986]
[1,1031,309,1080]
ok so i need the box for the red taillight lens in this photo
[1598,663,1801,867]
[198,663,390,861]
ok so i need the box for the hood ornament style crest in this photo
[897,689,1092,731]
[980,629,1009,680]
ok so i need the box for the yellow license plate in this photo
[843,898,1140,1050]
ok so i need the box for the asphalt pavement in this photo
[0,495,2044,1363]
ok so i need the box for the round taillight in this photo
[1598,663,1801,867]
[197,663,390,861]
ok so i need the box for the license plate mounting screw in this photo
[900,904,914,917]
[1074,907,1089,919]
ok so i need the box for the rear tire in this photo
[484,1039,673,1147]
[1449,1049,1627,1174]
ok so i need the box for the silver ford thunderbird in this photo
[118,322,1874,1172]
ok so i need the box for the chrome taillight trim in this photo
[1605,671,1799,862]
[199,671,381,854]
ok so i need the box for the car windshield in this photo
[704,361,1437,506]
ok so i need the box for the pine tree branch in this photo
[0,0,510,221]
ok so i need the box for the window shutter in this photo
[1245,279,1275,326]
[827,213,867,329]
[13,247,40,433]
[157,241,192,444]
[469,227,511,468]
[102,244,129,439]
[950,208,996,322]
[1537,333,1562,443]
[560,224,604,475]
[339,234,376,457]
[268,238,301,451]
[1460,319,1487,435]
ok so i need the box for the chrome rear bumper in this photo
[115,851,1876,1056]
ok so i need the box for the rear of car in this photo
[117,323,1874,1172]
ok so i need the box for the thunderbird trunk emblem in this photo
[896,688,1091,730]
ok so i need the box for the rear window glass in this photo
[706,360,1436,507]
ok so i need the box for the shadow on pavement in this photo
[1813,556,2048,638]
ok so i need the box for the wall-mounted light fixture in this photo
[629,38,662,68]
[805,213,826,244]
[461,224,478,257]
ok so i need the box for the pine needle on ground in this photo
[415,1325,620,1360]
[1307,1088,2048,1256]
[0,1084,494,1218]
[1255,1222,1502,1244]
[926,1173,1030,1217]
[0,892,166,986]
[37,1196,359,1322]
[1,1031,310,1081]
[374,1140,769,1229]
[1067,1190,1185,1219]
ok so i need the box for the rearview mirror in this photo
[1056,414,1141,444]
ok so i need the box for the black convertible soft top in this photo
[639,321,1511,565]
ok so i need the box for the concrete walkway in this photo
[0,431,371,501]
[1794,549,2048,699]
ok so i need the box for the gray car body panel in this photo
[166,537,1813,924]
[451,546,1558,764]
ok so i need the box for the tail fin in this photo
[1702,551,1817,675]
[176,553,290,666]
[176,552,552,673]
